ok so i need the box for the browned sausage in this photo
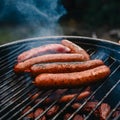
[34,65,110,88]
[30,59,104,75]
[17,44,71,62]
[14,53,88,72]
[61,39,90,60]
[59,91,91,103]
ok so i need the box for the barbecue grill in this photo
[0,36,120,120]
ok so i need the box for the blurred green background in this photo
[0,0,120,45]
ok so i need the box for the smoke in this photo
[0,0,66,36]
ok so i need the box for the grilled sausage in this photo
[17,44,71,62]
[34,65,110,88]
[14,53,88,72]
[30,59,104,75]
[61,39,90,60]
[59,91,91,103]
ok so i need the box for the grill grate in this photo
[0,36,120,120]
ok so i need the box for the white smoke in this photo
[0,0,66,36]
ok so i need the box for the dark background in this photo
[0,0,120,45]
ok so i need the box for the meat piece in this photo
[61,39,90,60]
[17,44,70,62]
[64,113,84,120]
[64,113,71,120]
[34,65,110,88]
[14,53,88,72]
[59,91,91,103]
[21,106,34,119]
[31,93,40,100]
[46,105,59,117]
[34,108,46,120]
[73,114,84,120]
[71,103,82,110]
[83,102,98,112]
[30,59,104,75]
[99,103,111,120]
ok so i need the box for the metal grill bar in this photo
[0,76,26,101]
[17,90,54,120]
[1,86,34,112]
[0,79,32,109]
[0,69,13,79]
[8,90,45,120]
[0,44,25,61]
[0,61,16,72]
[106,101,120,120]
[35,98,59,120]
[36,88,84,120]
[51,92,81,120]
[18,89,67,120]
[0,50,22,67]
[113,114,120,120]
[0,74,24,90]
[0,84,35,119]
[67,63,120,120]
[0,44,22,51]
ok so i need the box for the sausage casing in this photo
[14,53,88,72]
[34,65,110,88]
[30,59,104,75]
[17,44,70,62]
[61,39,90,60]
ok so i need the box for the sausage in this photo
[34,108,46,120]
[17,44,71,62]
[59,91,91,103]
[34,65,110,88]
[30,59,104,75]
[46,105,60,117]
[61,39,90,60]
[73,114,84,120]
[14,53,88,72]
